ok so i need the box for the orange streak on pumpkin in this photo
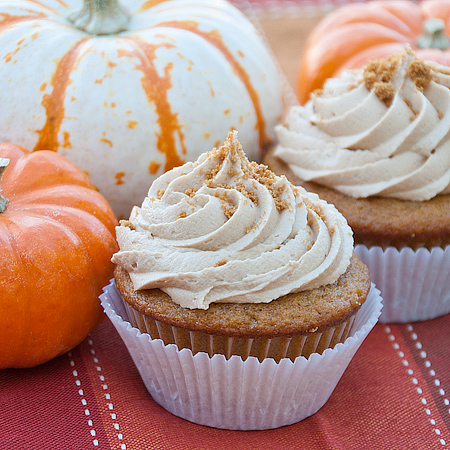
[3,37,27,63]
[115,172,126,185]
[100,138,113,148]
[156,20,268,148]
[140,1,167,11]
[148,161,161,175]
[34,39,88,152]
[122,37,186,172]
[0,13,46,31]
[25,0,69,10]
[62,131,71,149]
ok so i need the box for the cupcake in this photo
[267,47,450,323]
[102,131,381,429]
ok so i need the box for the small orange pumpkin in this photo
[0,143,118,369]
[297,0,450,104]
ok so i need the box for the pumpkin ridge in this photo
[7,200,118,236]
[155,19,269,152]
[5,208,116,284]
[2,150,96,196]
[33,37,90,153]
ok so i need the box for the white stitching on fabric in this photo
[68,351,100,447]
[406,325,450,449]
[384,326,449,450]
[87,338,127,450]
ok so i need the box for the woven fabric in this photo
[1,316,449,449]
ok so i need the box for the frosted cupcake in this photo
[268,47,450,323]
[101,131,381,429]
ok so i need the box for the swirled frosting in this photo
[275,48,450,201]
[112,131,353,309]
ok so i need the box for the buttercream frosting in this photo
[275,48,450,201]
[112,131,353,309]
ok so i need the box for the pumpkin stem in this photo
[417,18,450,50]
[68,0,130,35]
[0,158,9,214]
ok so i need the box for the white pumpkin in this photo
[0,0,284,217]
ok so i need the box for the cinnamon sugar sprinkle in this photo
[215,259,228,267]
[364,49,432,106]
[119,219,135,230]
[188,131,291,218]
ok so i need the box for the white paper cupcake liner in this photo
[355,244,450,323]
[123,299,358,362]
[100,281,382,430]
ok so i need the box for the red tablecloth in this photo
[1,314,449,449]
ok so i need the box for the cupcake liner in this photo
[100,281,382,430]
[355,244,450,323]
[123,299,357,362]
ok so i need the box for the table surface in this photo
[2,313,449,449]
[2,1,450,449]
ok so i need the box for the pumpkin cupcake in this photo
[102,131,381,429]
[268,47,450,323]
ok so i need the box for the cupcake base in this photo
[100,281,382,430]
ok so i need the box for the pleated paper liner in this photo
[100,281,382,430]
[355,244,450,323]
[124,299,358,362]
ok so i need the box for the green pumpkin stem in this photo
[0,158,9,213]
[68,0,130,35]
[417,18,450,50]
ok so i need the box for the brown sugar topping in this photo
[408,59,432,92]
[119,219,135,230]
[364,55,399,106]
[364,49,433,106]
[184,187,196,197]
[215,259,228,267]
[204,131,291,215]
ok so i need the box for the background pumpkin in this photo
[0,0,284,218]
[297,0,450,104]
[0,143,118,369]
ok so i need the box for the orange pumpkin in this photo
[297,0,450,104]
[0,143,118,369]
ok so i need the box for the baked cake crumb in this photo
[185,188,196,197]
[119,219,135,230]
[215,259,227,267]
[363,49,432,106]
[408,59,432,92]
[205,131,291,213]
